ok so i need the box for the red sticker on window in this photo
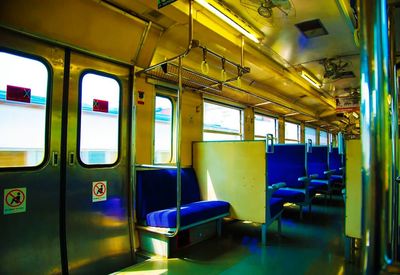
[93,99,109,113]
[6,85,31,103]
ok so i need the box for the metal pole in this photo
[389,5,399,262]
[168,55,183,238]
[360,0,391,273]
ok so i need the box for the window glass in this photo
[254,114,278,142]
[154,96,173,164]
[0,52,48,167]
[305,127,316,145]
[319,130,328,145]
[285,122,300,143]
[203,101,242,141]
[79,73,120,165]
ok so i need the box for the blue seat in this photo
[146,200,230,228]
[136,168,230,229]
[267,144,315,218]
[329,147,345,187]
[308,146,335,198]
[273,189,305,203]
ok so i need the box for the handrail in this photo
[266,134,274,154]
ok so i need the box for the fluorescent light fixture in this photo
[352,112,359,119]
[284,112,299,117]
[194,0,261,43]
[300,70,322,89]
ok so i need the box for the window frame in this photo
[319,130,328,145]
[305,126,317,145]
[0,48,52,170]
[153,94,175,164]
[284,121,301,144]
[203,100,244,141]
[77,69,122,167]
[254,112,279,142]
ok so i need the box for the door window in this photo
[79,72,120,165]
[0,51,49,168]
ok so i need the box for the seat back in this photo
[329,147,343,172]
[136,168,201,222]
[307,146,329,178]
[267,144,307,188]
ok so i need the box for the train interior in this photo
[0,0,400,274]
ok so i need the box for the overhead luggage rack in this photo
[136,55,251,95]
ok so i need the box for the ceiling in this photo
[107,0,366,133]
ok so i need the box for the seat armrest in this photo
[324,169,336,178]
[308,174,319,179]
[271,182,286,190]
[298,176,309,182]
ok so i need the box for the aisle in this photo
[113,195,360,275]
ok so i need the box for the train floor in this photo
[115,195,361,275]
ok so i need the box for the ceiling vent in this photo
[146,9,164,20]
[295,19,328,39]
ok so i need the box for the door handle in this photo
[69,152,75,166]
[52,151,59,167]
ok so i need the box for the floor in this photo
[114,195,360,275]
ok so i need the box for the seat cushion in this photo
[331,175,343,181]
[310,180,329,191]
[146,200,230,228]
[272,189,305,203]
[269,197,284,218]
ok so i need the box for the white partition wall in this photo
[193,141,266,223]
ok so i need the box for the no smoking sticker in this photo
[4,187,26,215]
[92,181,107,202]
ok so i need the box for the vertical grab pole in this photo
[360,0,391,273]
[266,134,274,154]
[389,6,399,262]
[167,56,183,238]
[176,56,183,235]
[307,139,312,153]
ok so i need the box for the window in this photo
[79,72,120,165]
[254,113,278,142]
[305,127,316,145]
[284,121,300,144]
[154,96,173,164]
[319,130,328,145]
[0,51,49,168]
[203,101,242,141]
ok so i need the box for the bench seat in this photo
[146,200,230,228]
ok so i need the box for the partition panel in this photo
[193,141,266,223]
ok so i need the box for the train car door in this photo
[64,51,133,274]
[0,29,64,274]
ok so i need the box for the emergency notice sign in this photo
[3,187,26,215]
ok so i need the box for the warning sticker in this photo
[7,85,31,103]
[93,99,109,113]
[4,187,27,215]
[92,181,107,202]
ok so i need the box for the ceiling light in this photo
[300,70,322,89]
[194,0,262,43]
[352,112,359,119]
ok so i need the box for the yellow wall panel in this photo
[181,91,203,166]
[345,139,362,238]
[193,141,266,223]
[135,77,155,164]
[0,0,158,64]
